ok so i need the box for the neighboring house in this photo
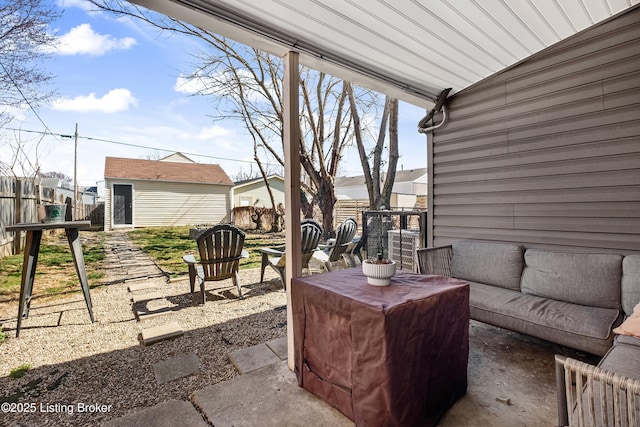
[103,155,234,230]
[233,175,285,208]
[159,152,195,163]
[334,168,427,209]
[39,178,99,205]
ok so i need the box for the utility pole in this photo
[74,123,78,220]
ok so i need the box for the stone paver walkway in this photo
[103,232,169,284]
[106,232,187,348]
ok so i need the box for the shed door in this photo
[113,184,133,225]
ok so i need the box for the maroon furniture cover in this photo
[292,268,469,427]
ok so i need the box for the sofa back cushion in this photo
[521,250,622,309]
[451,241,524,290]
[622,255,640,317]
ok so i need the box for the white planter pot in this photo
[362,260,396,286]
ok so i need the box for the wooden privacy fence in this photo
[1,177,45,257]
[334,200,369,232]
[0,177,103,258]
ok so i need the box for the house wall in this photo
[336,178,427,201]
[429,7,640,254]
[104,179,231,230]
[234,178,285,208]
[392,176,427,196]
[394,193,418,209]
[336,185,369,200]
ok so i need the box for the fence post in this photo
[12,179,22,254]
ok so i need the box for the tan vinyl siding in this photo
[234,178,285,208]
[430,7,640,254]
[104,179,230,230]
[133,181,229,227]
[394,193,418,209]
[105,181,111,231]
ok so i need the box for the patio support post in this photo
[426,129,434,247]
[283,51,302,370]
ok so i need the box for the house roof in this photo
[104,156,234,185]
[159,152,196,163]
[395,168,428,182]
[132,0,640,109]
[335,168,427,187]
[234,175,284,188]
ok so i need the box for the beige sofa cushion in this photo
[613,302,640,338]
[622,255,640,317]
[521,250,622,310]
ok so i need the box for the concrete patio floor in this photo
[106,319,600,427]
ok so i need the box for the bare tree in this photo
[0,128,45,178]
[40,170,72,181]
[346,82,399,209]
[0,0,59,127]
[231,163,281,183]
[90,0,365,235]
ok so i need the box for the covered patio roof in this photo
[127,0,640,375]
[132,0,639,108]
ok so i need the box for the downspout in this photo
[417,105,447,134]
[417,87,451,134]
[417,88,451,248]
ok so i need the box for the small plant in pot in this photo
[362,253,396,286]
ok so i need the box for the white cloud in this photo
[52,23,136,56]
[174,75,208,95]
[174,71,273,107]
[174,70,255,95]
[52,88,138,113]
[196,125,234,140]
[2,105,28,122]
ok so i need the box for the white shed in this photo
[103,155,234,230]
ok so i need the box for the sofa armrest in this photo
[416,245,453,276]
[555,354,640,427]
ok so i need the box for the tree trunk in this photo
[316,179,336,238]
[378,98,400,209]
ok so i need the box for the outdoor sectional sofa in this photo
[418,240,640,422]
[418,241,640,423]
[417,240,640,371]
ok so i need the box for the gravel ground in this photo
[0,232,288,426]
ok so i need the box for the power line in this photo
[0,61,62,145]
[5,126,282,167]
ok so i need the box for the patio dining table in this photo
[291,267,470,426]
[5,221,95,337]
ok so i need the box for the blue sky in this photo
[5,0,428,187]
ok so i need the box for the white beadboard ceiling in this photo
[132,0,640,108]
